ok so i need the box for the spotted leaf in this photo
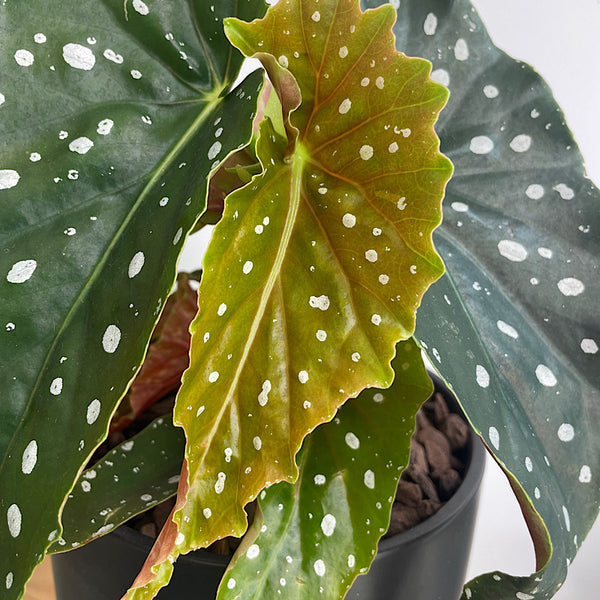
[124,0,451,596]
[50,416,185,553]
[216,339,431,600]
[362,0,600,598]
[0,0,265,597]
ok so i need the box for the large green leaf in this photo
[362,0,600,598]
[124,0,451,597]
[0,1,265,597]
[216,339,431,600]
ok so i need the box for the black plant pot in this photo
[52,378,486,600]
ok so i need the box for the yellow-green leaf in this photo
[125,0,451,596]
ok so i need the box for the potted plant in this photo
[0,1,597,600]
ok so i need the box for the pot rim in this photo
[114,373,485,564]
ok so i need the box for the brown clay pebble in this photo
[416,415,452,478]
[409,439,429,474]
[450,455,463,471]
[420,433,452,478]
[405,465,440,503]
[442,413,469,450]
[395,480,422,506]
[437,469,462,501]
[416,499,442,521]
[387,504,421,536]
[422,392,449,427]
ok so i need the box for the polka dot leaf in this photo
[363,0,600,598]
[126,0,451,596]
[216,340,431,600]
[0,0,265,597]
[129,0,451,600]
[49,416,185,552]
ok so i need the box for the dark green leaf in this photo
[50,416,185,553]
[363,0,600,598]
[216,339,431,600]
[0,1,265,597]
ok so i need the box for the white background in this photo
[465,1,600,598]
[180,1,600,597]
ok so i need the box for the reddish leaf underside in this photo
[111,274,199,432]
[125,1,451,597]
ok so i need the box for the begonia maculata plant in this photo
[0,0,597,599]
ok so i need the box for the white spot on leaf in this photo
[498,240,528,262]
[133,0,150,15]
[22,440,38,475]
[431,69,450,86]
[342,213,356,228]
[50,377,63,395]
[97,119,114,135]
[208,141,222,160]
[14,49,34,67]
[483,85,499,98]
[69,137,94,154]
[102,324,121,353]
[338,98,351,114]
[309,295,330,311]
[360,145,374,160]
[557,423,574,442]
[580,339,598,354]
[128,252,145,278]
[87,399,101,424]
[579,465,592,483]
[365,249,378,263]
[321,514,336,536]
[258,380,272,406]
[214,472,226,494]
[345,432,360,449]
[497,320,518,339]
[510,134,532,153]
[103,49,123,64]
[7,504,21,538]
[526,184,544,200]
[454,38,469,60]
[476,365,490,388]
[424,13,438,35]
[554,183,575,200]
[314,559,326,577]
[7,259,36,283]
[557,277,584,297]
[470,136,494,155]
[488,427,500,450]
[0,170,20,190]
